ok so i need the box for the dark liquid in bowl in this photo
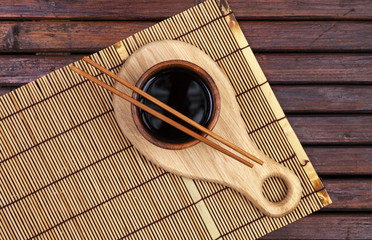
[139,67,214,144]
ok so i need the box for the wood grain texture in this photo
[0,21,153,52]
[0,87,12,95]
[272,86,372,113]
[242,21,372,52]
[262,213,372,239]
[304,147,372,175]
[0,0,195,20]
[229,0,372,20]
[1,21,371,52]
[1,54,371,86]
[0,55,82,86]
[289,116,372,144]
[322,178,372,210]
[0,0,370,20]
[257,53,372,84]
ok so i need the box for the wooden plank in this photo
[0,21,153,52]
[230,0,372,20]
[272,86,372,113]
[321,178,372,210]
[262,213,372,239]
[1,54,371,86]
[242,21,372,52]
[0,87,12,95]
[0,0,195,20]
[1,21,371,52]
[0,0,370,20]
[257,53,372,84]
[304,147,372,175]
[0,55,82,86]
[288,116,372,145]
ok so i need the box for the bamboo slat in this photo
[0,0,331,239]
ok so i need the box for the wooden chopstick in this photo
[82,57,263,165]
[70,65,254,168]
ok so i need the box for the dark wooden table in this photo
[0,0,371,239]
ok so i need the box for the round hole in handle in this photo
[255,169,302,217]
[262,176,288,203]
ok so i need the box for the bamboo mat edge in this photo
[217,0,331,207]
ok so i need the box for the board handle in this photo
[252,163,302,217]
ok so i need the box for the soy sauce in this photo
[139,67,214,144]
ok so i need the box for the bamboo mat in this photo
[0,0,331,239]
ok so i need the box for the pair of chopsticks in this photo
[70,57,264,168]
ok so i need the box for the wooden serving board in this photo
[113,40,302,218]
[0,0,331,239]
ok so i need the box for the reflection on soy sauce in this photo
[139,67,214,144]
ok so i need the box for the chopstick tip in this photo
[69,65,77,71]
[69,65,82,76]
[83,56,92,63]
